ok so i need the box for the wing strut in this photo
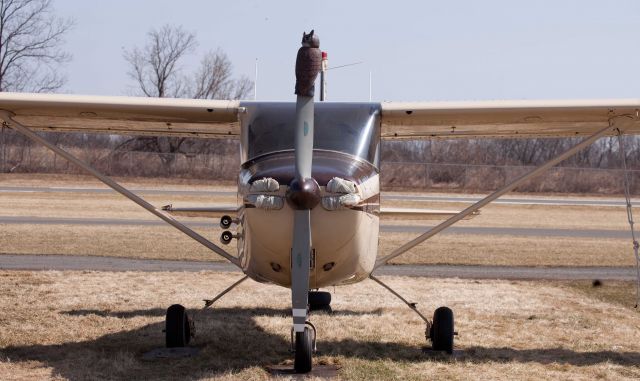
[616,129,640,308]
[374,116,636,270]
[0,110,240,267]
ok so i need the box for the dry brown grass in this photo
[1,271,640,380]
[1,224,236,261]
[0,173,237,189]
[0,191,235,218]
[563,280,640,309]
[386,201,640,230]
[382,233,635,267]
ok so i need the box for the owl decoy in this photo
[295,30,322,97]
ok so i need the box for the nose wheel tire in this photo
[166,304,192,348]
[294,327,314,373]
[430,306,454,354]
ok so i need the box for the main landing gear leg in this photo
[164,275,249,348]
[369,274,456,354]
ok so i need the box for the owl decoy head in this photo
[301,30,320,48]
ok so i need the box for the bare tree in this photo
[124,25,252,100]
[192,49,252,100]
[0,0,73,92]
[121,24,252,168]
[124,25,196,98]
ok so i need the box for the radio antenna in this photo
[320,60,363,101]
[369,71,372,102]
[254,58,258,100]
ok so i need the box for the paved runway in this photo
[0,254,635,280]
[1,186,635,207]
[0,215,631,239]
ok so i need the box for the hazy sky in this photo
[53,0,640,102]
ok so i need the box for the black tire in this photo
[308,291,331,311]
[431,306,454,354]
[166,304,191,348]
[294,327,313,373]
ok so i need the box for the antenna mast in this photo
[254,58,258,100]
[320,51,328,101]
[369,71,372,102]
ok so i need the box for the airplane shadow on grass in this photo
[2,306,640,380]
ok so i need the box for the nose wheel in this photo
[294,325,315,373]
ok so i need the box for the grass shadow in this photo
[461,346,640,367]
[2,307,290,380]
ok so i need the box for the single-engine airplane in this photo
[1,30,640,373]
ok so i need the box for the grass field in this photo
[1,174,638,267]
[1,271,639,380]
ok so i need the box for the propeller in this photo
[290,95,318,312]
[288,31,322,328]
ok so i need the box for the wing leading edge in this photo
[381,99,640,139]
[0,92,241,138]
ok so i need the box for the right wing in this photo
[0,92,241,138]
[380,99,640,139]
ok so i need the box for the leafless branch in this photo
[0,0,73,92]
[123,24,196,98]
[191,49,252,100]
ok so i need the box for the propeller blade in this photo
[289,31,322,335]
[294,95,314,181]
[291,209,312,330]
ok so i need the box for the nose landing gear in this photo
[292,322,317,373]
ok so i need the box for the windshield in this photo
[239,102,380,166]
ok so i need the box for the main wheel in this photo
[294,327,313,373]
[166,304,191,348]
[431,306,454,354]
[308,291,331,312]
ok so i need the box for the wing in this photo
[381,99,640,139]
[0,92,240,138]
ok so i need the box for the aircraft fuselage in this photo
[235,102,381,288]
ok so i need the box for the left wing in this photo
[381,99,640,139]
[0,92,240,138]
